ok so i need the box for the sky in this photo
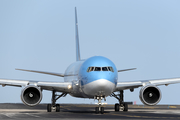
[0,0,180,105]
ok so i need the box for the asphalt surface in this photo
[0,103,180,120]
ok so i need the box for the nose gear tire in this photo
[95,107,99,114]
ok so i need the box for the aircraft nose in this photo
[82,79,116,97]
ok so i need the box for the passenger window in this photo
[102,67,108,71]
[94,67,101,71]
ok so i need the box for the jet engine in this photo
[21,85,42,106]
[139,85,161,106]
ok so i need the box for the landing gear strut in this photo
[111,90,128,112]
[95,96,105,114]
[47,90,67,112]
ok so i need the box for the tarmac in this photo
[0,103,180,120]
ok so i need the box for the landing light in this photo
[68,85,72,89]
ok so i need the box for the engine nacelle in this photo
[139,85,161,106]
[21,85,42,106]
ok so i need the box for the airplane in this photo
[1,7,180,114]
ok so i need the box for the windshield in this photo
[87,66,114,72]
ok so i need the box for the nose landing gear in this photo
[94,96,105,114]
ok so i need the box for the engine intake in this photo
[21,85,42,106]
[139,85,161,106]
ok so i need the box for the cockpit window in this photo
[87,67,90,72]
[94,67,101,71]
[90,67,94,71]
[108,67,114,72]
[102,67,108,71]
[87,66,114,72]
[87,67,94,72]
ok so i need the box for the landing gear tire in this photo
[115,103,119,111]
[95,107,99,114]
[48,91,67,112]
[123,103,128,112]
[56,104,60,112]
[101,107,104,114]
[47,104,52,112]
[111,91,129,112]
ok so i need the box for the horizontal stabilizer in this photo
[118,68,136,72]
[16,68,65,77]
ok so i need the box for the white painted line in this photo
[25,113,40,118]
[2,113,16,118]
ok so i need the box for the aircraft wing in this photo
[0,79,72,93]
[115,77,180,91]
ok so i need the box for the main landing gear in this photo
[94,96,105,114]
[111,90,130,112]
[47,90,67,112]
